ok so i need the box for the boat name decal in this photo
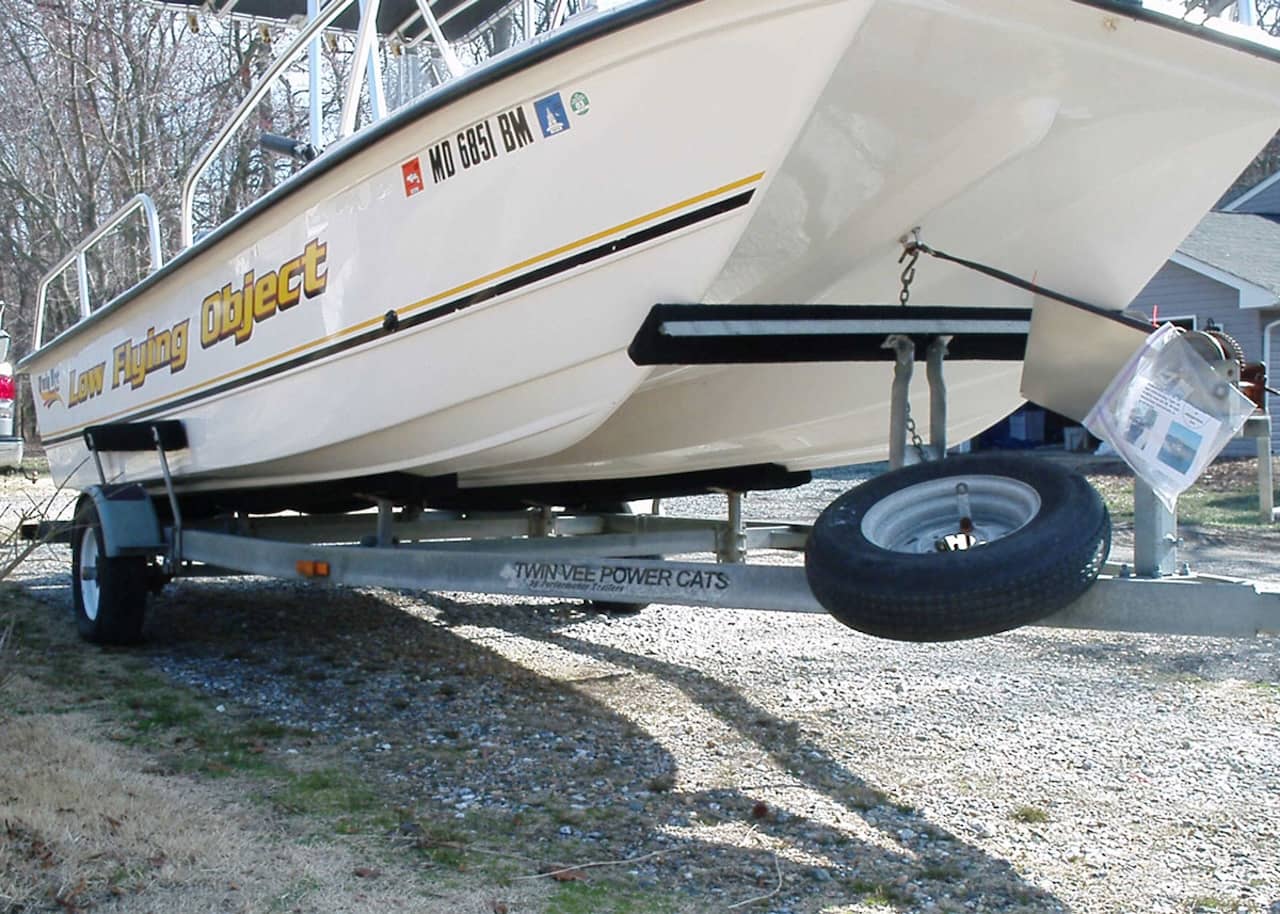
[47,240,328,409]
[37,368,62,408]
[415,101,546,191]
[200,238,328,351]
[67,361,107,408]
[112,320,190,391]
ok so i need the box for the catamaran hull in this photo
[464,0,1280,488]
[30,0,874,491]
[23,0,1280,500]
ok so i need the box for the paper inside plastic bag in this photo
[1083,323,1255,511]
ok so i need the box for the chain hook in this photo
[898,227,922,307]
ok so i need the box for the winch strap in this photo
[908,242,1151,332]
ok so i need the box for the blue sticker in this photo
[534,93,571,138]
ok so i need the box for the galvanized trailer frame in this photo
[58,478,1280,641]
[41,303,1280,643]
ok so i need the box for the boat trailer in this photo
[36,303,1280,645]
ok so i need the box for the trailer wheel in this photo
[804,455,1109,642]
[72,499,149,644]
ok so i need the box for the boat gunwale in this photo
[18,0,1280,371]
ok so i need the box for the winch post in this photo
[1133,478,1178,577]
[531,505,555,538]
[926,336,951,459]
[376,498,395,547]
[718,491,747,564]
[886,335,915,470]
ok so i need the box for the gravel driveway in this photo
[4,467,1279,914]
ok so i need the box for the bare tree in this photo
[1257,0,1280,29]
[1212,1,1280,201]
[0,0,302,359]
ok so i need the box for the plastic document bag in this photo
[1084,323,1255,511]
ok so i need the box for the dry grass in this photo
[0,708,550,913]
[0,588,552,914]
[0,468,560,914]
[0,742,549,914]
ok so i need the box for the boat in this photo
[19,0,1280,513]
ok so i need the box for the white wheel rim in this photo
[860,474,1042,554]
[79,526,101,621]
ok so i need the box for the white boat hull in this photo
[22,0,1280,500]
[465,0,1280,488]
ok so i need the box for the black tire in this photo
[71,498,149,645]
[584,501,652,615]
[804,455,1110,642]
[586,598,649,615]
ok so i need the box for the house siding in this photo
[1130,261,1261,457]
[1260,308,1280,455]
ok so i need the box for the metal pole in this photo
[308,0,322,149]
[885,335,914,470]
[720,492,746,564]
[413,0,463,76]
[339,0,382,137]
[153,427,184,572]
[531,506,555,538]
[34,194,162,348]
[85,432,107,486]
[1256,416,1274,523]
[182,0,357,246]
[926,335,950,460]
[376,498,395,546]
[1133,478,1177,578]
[76,252,91,320]
[357,0,387,120]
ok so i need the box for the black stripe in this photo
[43,189,755,446]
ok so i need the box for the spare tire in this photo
[804,455,1110,642]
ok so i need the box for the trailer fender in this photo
[80,485,165,557]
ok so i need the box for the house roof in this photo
[1223,169,1280,214]
[1177,211,1280,299]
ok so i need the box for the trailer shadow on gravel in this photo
[8,562,1072,913]
[1029,634,1280,685]
[423,593,1069,912]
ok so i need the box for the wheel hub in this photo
[860,474,1042,554]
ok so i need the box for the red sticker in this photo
[402,158,424,197]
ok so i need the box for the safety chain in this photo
[897,229,930,461]
[905,410,926,459]
[898,228,921,307]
